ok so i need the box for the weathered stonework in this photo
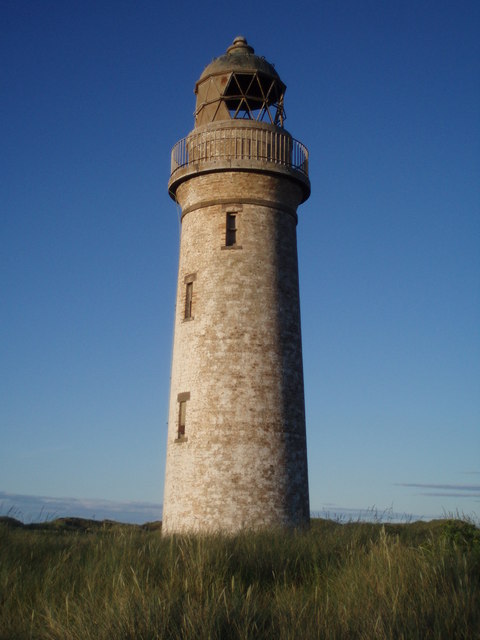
[162,38,310,534]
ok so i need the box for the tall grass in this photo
[1,518,479,639]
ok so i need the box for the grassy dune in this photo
[1,517,479,639]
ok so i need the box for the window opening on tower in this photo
[178,401,187,437]
[176,392,190,442]
[185,282,193,319]
[183,273,196,320]
[226,212,237,246]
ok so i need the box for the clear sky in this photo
[1,0,479,524]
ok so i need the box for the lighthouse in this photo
[162,37,311,533]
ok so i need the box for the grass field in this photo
[1,516,479,639]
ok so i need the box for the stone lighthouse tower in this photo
[162,37,310,534]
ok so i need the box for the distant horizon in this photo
[0,491,162,525]
[2,490,467,526]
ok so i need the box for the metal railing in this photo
[171,126,308,177]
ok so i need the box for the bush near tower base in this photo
[1,517,479,639]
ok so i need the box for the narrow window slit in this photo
[178,400,187,437]
[176,392,190,442]
[185,282,193,319]
[226,213,237,246]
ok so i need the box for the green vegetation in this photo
[1,516,479,639]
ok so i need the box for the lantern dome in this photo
[194,37,286,127]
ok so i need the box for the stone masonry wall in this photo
[162,169,310,533]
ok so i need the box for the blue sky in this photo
[1,0,479,524]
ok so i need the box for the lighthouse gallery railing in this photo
[171,126,308,178]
